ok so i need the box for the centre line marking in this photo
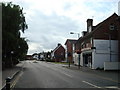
[62,72,73,78]
[82,81,101,88]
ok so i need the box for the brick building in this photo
[51,43,65,62]
[65,39,77,63]
[76,13,119,69]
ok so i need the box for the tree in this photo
[2,2,28,68]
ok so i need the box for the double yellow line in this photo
[10,71,23,89]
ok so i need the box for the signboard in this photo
[94,40,109,50]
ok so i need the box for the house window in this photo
[109,24,115,30]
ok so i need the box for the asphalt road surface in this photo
[13,60,119,88]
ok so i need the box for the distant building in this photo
[38,53,45,61]
[32,53,39,60]
[26,55,33,60]
[38,52,51,61]
[65,39,77,63]
[51,43,65,62]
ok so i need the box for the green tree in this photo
[2,2,28,68]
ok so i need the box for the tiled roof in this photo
[65,39,77,45]
[78,13,118,42]
[52,44,64,53]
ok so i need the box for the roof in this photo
[64,39,77,45]
[52,44,64,53]
[78,13,118,42]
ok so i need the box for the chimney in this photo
[87,19,93,32]
[58,43,61,46]
[82,31,87,36]
[118,1,120,16]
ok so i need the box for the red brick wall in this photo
[80,14,119,60]
[54,46,65,62]
[66,41,73,62]
[93,14,119,62]
[93,14,118,40]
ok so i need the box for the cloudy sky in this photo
[2,0,120,55]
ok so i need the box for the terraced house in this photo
[75,13,120,70]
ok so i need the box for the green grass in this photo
[51,62,70,65]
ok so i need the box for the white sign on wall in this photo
[94,40,109,50]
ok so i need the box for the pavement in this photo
[1,61,120,89]
[62,64,120,85]
[2,61,25,89]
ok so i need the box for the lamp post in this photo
[70,32,80,39]
[18,46,20,62]
[70,32,80,69]
[11,51,14,67]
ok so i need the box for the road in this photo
[13,60,119,88]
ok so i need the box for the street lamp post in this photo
[70,32,80,69]
[11,51,14,67]
[18,46,20,62]
[70,32,80,39]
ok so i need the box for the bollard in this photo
[6,77,11,90]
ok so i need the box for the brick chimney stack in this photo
[87,19,93,32]
[58,43,61,46]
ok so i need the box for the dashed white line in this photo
[44,65,73,78]
[82,81,101,88]
[61,72,73,78]
[51,67,73,78]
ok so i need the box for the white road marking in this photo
[104,86,119,88]
[44,64,73,78]
[82,81,101,88]
[61,72,73,78]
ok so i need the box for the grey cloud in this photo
[24,11,79,53]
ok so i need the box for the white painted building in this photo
[80,40,118,69]
[76,13,119,70]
